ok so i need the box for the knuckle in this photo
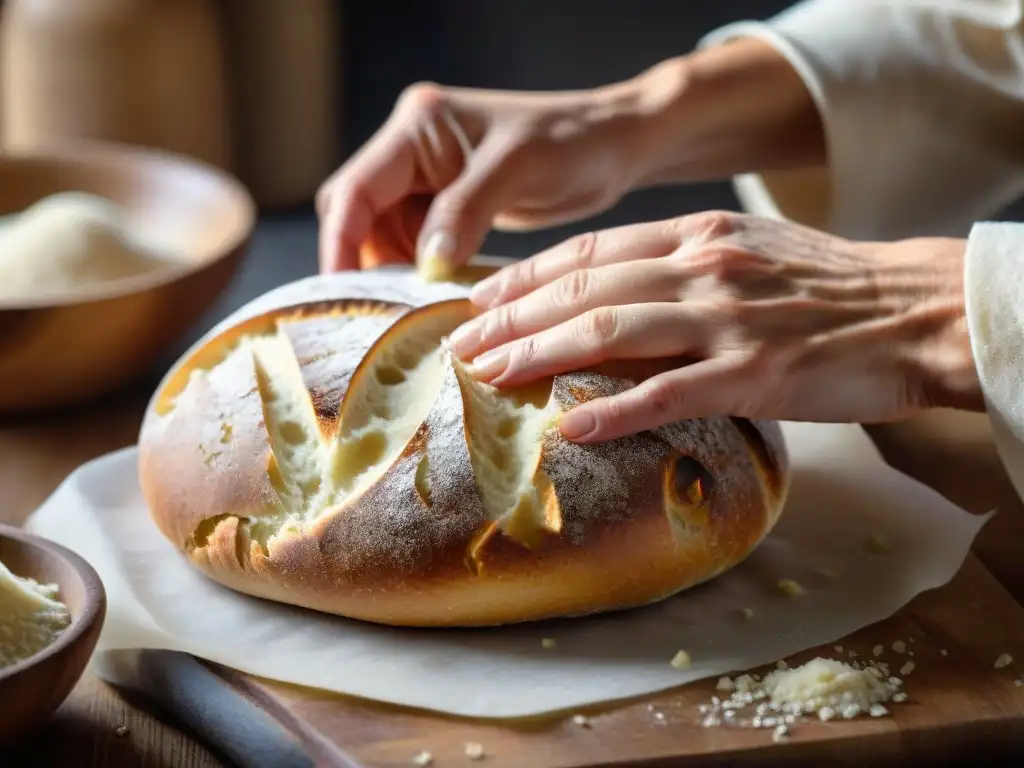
[552,268,596,309]
[672,210,737,246]
[509,335,541,369]
[481,303,517,344]
[640,378,685,419]
[577,307,620,348]
[565,231,599,271]
[397,81,447,117]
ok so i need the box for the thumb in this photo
[416,139,527,276]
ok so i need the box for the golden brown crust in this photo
[139,272,790,627]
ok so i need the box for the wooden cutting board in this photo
[115,550,1024,768]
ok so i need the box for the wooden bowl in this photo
[0,139,256,414]
[0,524,106,742]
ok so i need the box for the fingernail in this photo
[418,230,456,269]
[446,320,480,358]
[468,346,510,381]
[558,409,596,441]
[470,275,501,307]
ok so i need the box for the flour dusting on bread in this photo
[138,269,790,627]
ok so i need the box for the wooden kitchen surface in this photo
[2,391,1023,767]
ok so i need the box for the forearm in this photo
[624,37,826,189]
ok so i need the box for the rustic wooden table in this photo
[1,389,1020,767]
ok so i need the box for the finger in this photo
[557,356,744,443]
[467,303,705,387]
[469,218,681,308]
[415,134,532,274]
[317,115,424,272]
[450,258,679,361]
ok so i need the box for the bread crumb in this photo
[892,640,906,654]
[741,607,755,620]
[866,534,889,554]
[1014,679,1023,687]
[893,692,908,703]
[940,649,948,656]
[869,704,889,717]
[464,742,485,760]
[115,725,129,737]
[777,579,804,596]
[848,650,859,659]
[814,567,837,580]
[412,751,433,766]
[900,661,915,676]
[872,644,884,657]
[834,645,843,653]
[995,653,1014,669]
[541,638,557,650]
[716,676,735,692]
[776,659,788,671]
[571,714,591,728]
[772,724,789,743]
[670,650,692,669]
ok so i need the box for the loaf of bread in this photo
[138,270,790,627]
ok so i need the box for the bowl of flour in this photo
[0,524,105,742]
[0,140,255,413]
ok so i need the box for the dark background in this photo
[200,0,1023,359]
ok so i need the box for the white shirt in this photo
[703,0,1024,500]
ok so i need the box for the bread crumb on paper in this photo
[464,742,485,760]
[670,649,692,669]
[571,714,591,728]
[412,751,433,766]
[776,579,804,597]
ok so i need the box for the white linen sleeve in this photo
[965,222,1024,502]
[700,0,1024,240]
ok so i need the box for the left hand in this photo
[447,211,978,443]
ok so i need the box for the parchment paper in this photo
[24,421,990,718]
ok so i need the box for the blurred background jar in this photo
[218,0,339,210]
[0,0,231,171]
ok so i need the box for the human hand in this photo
[448,212,981,442]
[315,77,666,274]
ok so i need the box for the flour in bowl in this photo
[0,191,172,299]
[0,557,72,669]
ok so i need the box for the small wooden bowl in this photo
[0,524,106,742]
[0,140,256,414]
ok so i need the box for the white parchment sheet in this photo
[25,421,989,718]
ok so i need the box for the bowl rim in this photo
[0,138,257,311]
[0,522,107,683]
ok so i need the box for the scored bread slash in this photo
[138,268,793,629]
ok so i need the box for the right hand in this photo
[315,80,660,273]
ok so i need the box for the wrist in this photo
[877,238,984,413]
[623,37,826,189]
